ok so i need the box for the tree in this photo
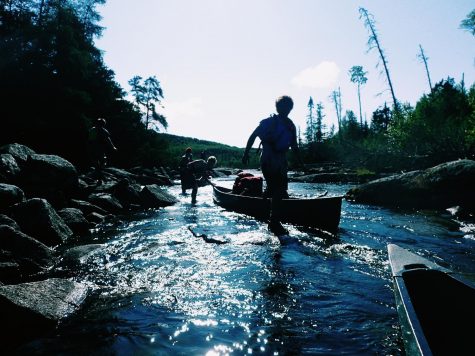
[128,75,167,131]
[359,7,399,112]
[315,102,325,143]
[460,9,475,36]
[330,87,342,133]
[305,96,314,143]
[349,65,368,125]
[371,103,392,133]
[417,44,433,92]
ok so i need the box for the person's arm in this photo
[242,128,259,165]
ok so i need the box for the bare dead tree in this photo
[330,87,342,133]
[359,7,399,112]
[417,44,433,92]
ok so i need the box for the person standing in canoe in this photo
[241,95,303,235]
[187,155,217,204]
[179,147,194,194]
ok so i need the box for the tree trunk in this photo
[360,8,399,112]
[357,84,363,126]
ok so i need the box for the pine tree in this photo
[349,65,368,126]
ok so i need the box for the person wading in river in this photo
[242,95,303,236]
[187,156,217,204]
[179,147,194,194]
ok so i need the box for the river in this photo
[16,176,475,355]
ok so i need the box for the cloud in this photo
[291,61,340,89]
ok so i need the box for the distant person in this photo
[90,118,117,182]
[241,95,303,235]
[200,150,207,160]
[187,156,217,204]
[179,147,194,194]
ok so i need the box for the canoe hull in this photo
[387,244,475,356]
[212,185,342,232]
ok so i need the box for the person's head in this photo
[207,156,217,168]
[96,118,106,127]
[185,147,192,154]
[275,96,294,117]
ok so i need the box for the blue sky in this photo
[96,0,474,147]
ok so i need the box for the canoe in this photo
[387,244,475,356]
[212,185,342,232]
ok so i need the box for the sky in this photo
[96,0,474,148]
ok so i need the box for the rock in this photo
[290,172,360,183]
[140,184,178,208]
[10,198,73,247]
[0,225,54,282]
[60,244,103,267]
[57,208,91,235]
[86,212,105,224]
[22,154,79,193]
[0,183,25,212]
[69,199,108,216]
[0,278,88,341]
[0,143,36,166]
[346,159,475,210]
[87,193,123,213]
[110,179,142,209]
[0,262,21,285]
[213,168,233,176]
[0,154,21,183]
[0,214,20,230]
[103,167,137,181]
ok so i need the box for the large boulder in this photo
[140,184,177,208]
[0,226,54,283]
[0,143,36,166]
[0,183,24,212]
[110,179,142,209]
[0,278,88,341]
[346,159,475,210]
[69,199,108,216]
[22,154,79,193]
[60,244,103,268]
[10,198,73,247]
[87,192,123,213]
[0,153,21,183]
[57,208,91,236]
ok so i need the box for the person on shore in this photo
[187,156,217,204]
[179,147,194,194]
[241,95,303,235]
[90,117,117,183]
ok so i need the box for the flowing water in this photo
[16,176,475,355]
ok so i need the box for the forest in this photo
[1,1,474,173]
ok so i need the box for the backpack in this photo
[260,115,295,153]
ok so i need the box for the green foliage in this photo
[460,9,475,36]
[128,75,167,131]
[0,0,169,169]
[389,79,472,162]
[158,134,257,169]
[303,78,475,172]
